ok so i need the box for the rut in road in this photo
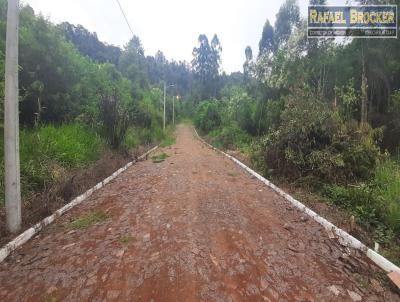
[0,124,398,302]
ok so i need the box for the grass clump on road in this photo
[67,210,111,230]
[151,153,169,163]
[118,235,134,245]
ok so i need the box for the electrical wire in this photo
[115,0,134,36]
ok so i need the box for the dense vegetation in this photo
[193,0,400,258]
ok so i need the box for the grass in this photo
[0,123,105,206]
[124,124,176,149]
[151,152,169,163]
[125,126,162,148]
[21,123,104,168]
[160,136,176,148]
[124,125,164,149]
[118,235,134,245]
[373,159,400,231]
[67,210,111,230]
[323,158,400,232]
[160,125,176,147]
[179,117,193,124]
[321,158,400,264]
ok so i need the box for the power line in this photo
[115,0,134,36]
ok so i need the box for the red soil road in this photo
[0,124,398,302]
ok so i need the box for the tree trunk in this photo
[361,49,368,125]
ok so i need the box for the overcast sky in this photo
[22,0,332,73]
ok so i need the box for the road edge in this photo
[193,127,400,275]
[0,145,159,263]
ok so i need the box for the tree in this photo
[259,20,275,57]
[118,36,148,97]
[191,34,222,100]
[274,0,300,48]
[58,22,121,65]
[210,34,222,77]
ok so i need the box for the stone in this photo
[62,243,76,250]
[327,285,341,296]
[210,254,219,267]
[347,290,362,301]
[283,223,292,231]
[300,216,309,222]
[86,276,97,286]
[115,249,125,258]
[107,290,120,299]
[101,273,109,282]
[46,286,57,295]
[326,229,335,239]
[260,278,268,291]
[143,233,151,242]
[370,279,384,293]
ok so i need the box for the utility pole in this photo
[360,45,368,126]
[172,96,175,125]
[4,0,21,233]
[163,83,175,131]
[163,82,166,131]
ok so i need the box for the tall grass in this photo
[0,124,105,205]
[373,160,400,232]
[324,158,400,235]
[124,124,175,149]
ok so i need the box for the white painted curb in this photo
[194,128,400,274]
[0,145,159,263]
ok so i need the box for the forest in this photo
[0,0,399,264]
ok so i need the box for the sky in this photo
[21,0,334,73]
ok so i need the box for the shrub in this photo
[261,89,382,184]
[209,124,251,150]
[194,101,221,133]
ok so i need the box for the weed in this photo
[0,123,105,206]
[160,125,176,148]
[160,137,176,148]
[118,235,133,245]
[227,171,238,177]
[151,153,169,163]
[373,159,400,232]
[67,210,111,230]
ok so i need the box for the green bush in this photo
[261,89,382,184]
[323,184,380,227]
[209,124,251,151]
[0,123,105,205]
[194,101,221,133]
[323,159,400,234]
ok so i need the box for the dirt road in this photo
[0,125,398,302]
